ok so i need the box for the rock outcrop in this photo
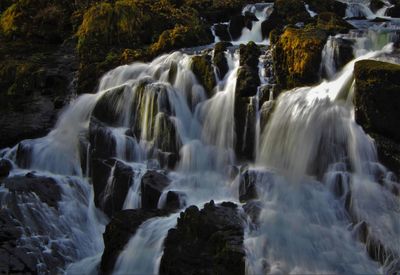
[160,201,246,275]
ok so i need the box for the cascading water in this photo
[1,2,400,275]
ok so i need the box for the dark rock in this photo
[89,117,116,160]
[91,158,114,210]
[191,54,216,98]
[154,112,181,154]
[229,15,246,40]
[244,11,259,30]
[305,0,348,17]
[243,200,263,225]
[3,174,61,208]
[239,170,259,202]
[164,191,187,211]
[260,100,275,134]
[236,65,260,97]
[272,0,312,25]
[370,133,400,177]
[101,160,134,218]
[213,24,231,41]
[213,42,232,80]
[157,151,179,170]
[160,201,246,275]
[387,4,400,17]
[369,0,385,12]
[100,209,170,275]
[316,12,355,35]
[0,159,13,178]
[354,60,400,143]
[261,13,281,39]
[141,170,170,209]
[239,41,261,68]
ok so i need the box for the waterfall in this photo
[246,43,400,274]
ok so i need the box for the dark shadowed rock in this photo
[3,174,61,208]
[89,117,117,160]
[213,42,232,80]
[163,191,187,211]
[0,159,13,178]
[213,24,231,41]
[100,209,170,275]
[239,170,259,202]
[191,54,216,98]
[354,60,400,142]
[160,201,246,275]
[141,170,170,209]
[229,15,246,40]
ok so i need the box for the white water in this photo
[1,2,400,275]
[113,215,178,275]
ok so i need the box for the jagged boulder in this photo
[304,0,348,17]
[354,60,400,142]
[3,174,61,208]
[100,209,170,275]
[0,159,12,178]
[273,26,328,90]
[89,118,117,160]
[160,201,246,275]
[316,12,354,35]
[213,42,232,79]
[191,54,216,98]
[141,170,170,209]
[354,60,400,175]
[213,24,231,41]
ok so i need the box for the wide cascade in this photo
[1,1,400,275]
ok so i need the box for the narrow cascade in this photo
[247,43,400,274]
[113,215,178,275]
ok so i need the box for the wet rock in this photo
[92,85,128,126]
[100,209,170,275]
[160,201,246,275]
[260,100,275,134]
[239,170,259,202]
[370,0,385,13]
[191,54,216,98]
[163,191,187,211]
[387,4,400,17]
[154,113,181,154]
[243,200,263,225]
[316,12,354,35]
[273,26,328,90]
[3,174,61,208]
[0,159,13,178]
[89,117,116,160]
[354,60,400,143]
[239,41,261,68]
[370,133,400,177]
[229,15,246,40]
[271,0,311,25]
[213,42,232,80]
[157,151,179,170]
[141,170,171,209]
[213,24,231,41]
[236,65,260,97]
[304,0,348,17]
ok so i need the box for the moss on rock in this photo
[191,54,216,98]
[273,26,328,90]
[316,12,354,35]
[354,60,400,142]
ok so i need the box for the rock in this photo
[260,100,275,134]
[244,11,258,30]
[239,41,261,68]
[273,26,328,90]
[354,60,400,143]
[239,170,259,202]
[370,0,385,13]
[304,0,348,17]
[316,12,354,35]
[243,200,263,225]
[141,170,170,209]
[160,201,246,275]
[91,158,114,210]
[213,42,232,80]
[3,174,61,208]
[213,24,231,41]
[100,209,170,275]
[370,133,400,177]
[163,191,187,211]
[0,159,13,178]
[191,54,216,98]
[387,4,400,17]
[89,118,117,160]
[229,15,245,40]
[154,112,181,154]
[272,0,311,25]
[101,160,134,218]
[236,65,260,97]
[261,13,281,39]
